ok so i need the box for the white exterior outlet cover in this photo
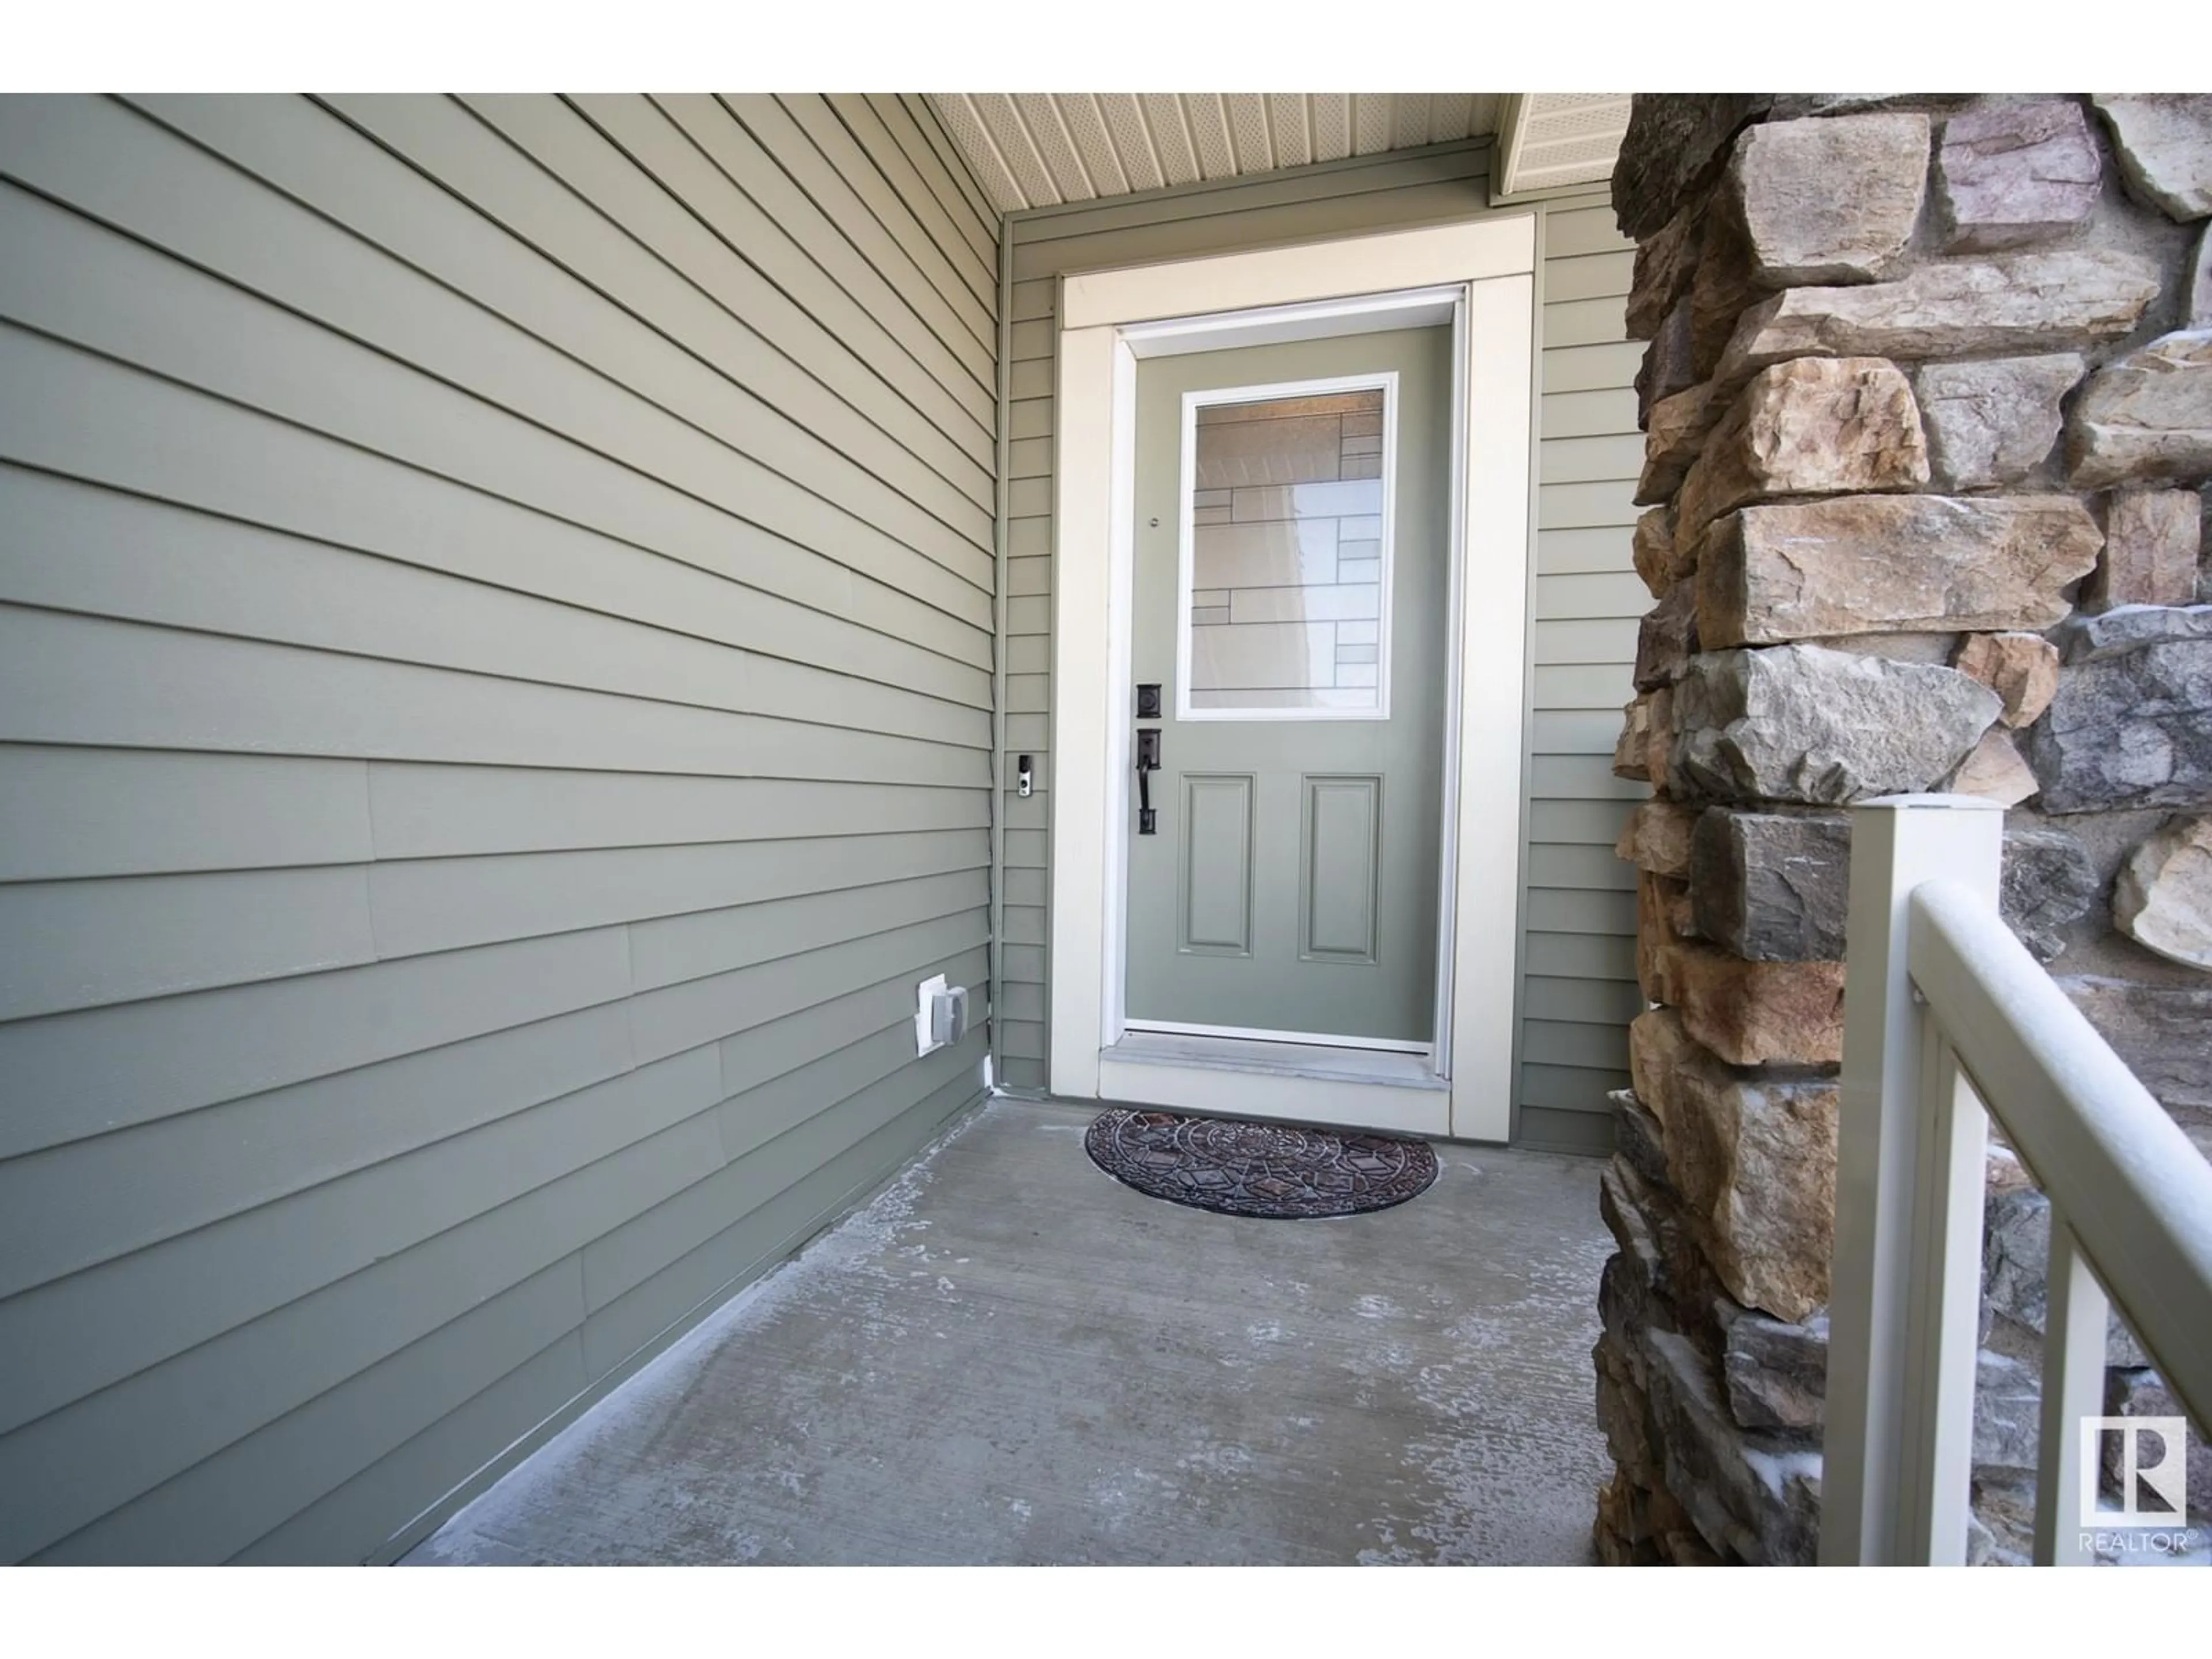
[914,973,949,1055]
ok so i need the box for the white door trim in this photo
[1061,219,1537,330]
[1047,217,1536,1143]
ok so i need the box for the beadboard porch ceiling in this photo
[926,93,1630,213]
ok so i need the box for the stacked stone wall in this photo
[1596,93,2212,1566]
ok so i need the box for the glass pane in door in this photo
[1183,385,1392,719]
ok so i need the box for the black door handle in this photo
[1135,727,1160,835]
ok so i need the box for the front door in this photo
[1124,325,1453,1050]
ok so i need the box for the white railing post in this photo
[1820,794,2006,1566]
[2032,1213,2112,1565]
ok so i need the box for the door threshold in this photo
[1102,1030,1446,1091]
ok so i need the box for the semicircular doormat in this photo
[1084,1109,1438,1219]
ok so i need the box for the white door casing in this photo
[1047,217,1538,1143]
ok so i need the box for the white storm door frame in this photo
[1046,217,1537,1144]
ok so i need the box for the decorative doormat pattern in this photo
[1083,1109,1438,1219]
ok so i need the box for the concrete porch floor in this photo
[404,1099,1613,1566]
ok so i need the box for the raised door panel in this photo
[1177,773,1253,956]
[1301,775,1380,964]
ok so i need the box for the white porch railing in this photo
[1819,794,2212,1566]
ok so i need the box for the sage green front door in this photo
[1124,325,1452,1046]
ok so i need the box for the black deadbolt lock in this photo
[1135,682,1162,719]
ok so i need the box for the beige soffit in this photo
[1493,93,1635,196]
[926,93,1628,214]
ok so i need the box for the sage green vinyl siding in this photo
[1522,200,1646,1156]
[995,159,1643,1153]
[0,93,998,1565]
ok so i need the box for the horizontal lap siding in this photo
[1524,202,1643,1156]
[999,169,1641,1150]
[0,94,999,1564]
[999,263,1055,1088]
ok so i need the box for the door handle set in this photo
[1135,726,1161,835]
[1135,683,1162,835]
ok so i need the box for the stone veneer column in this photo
[1593,93,2212,1566]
